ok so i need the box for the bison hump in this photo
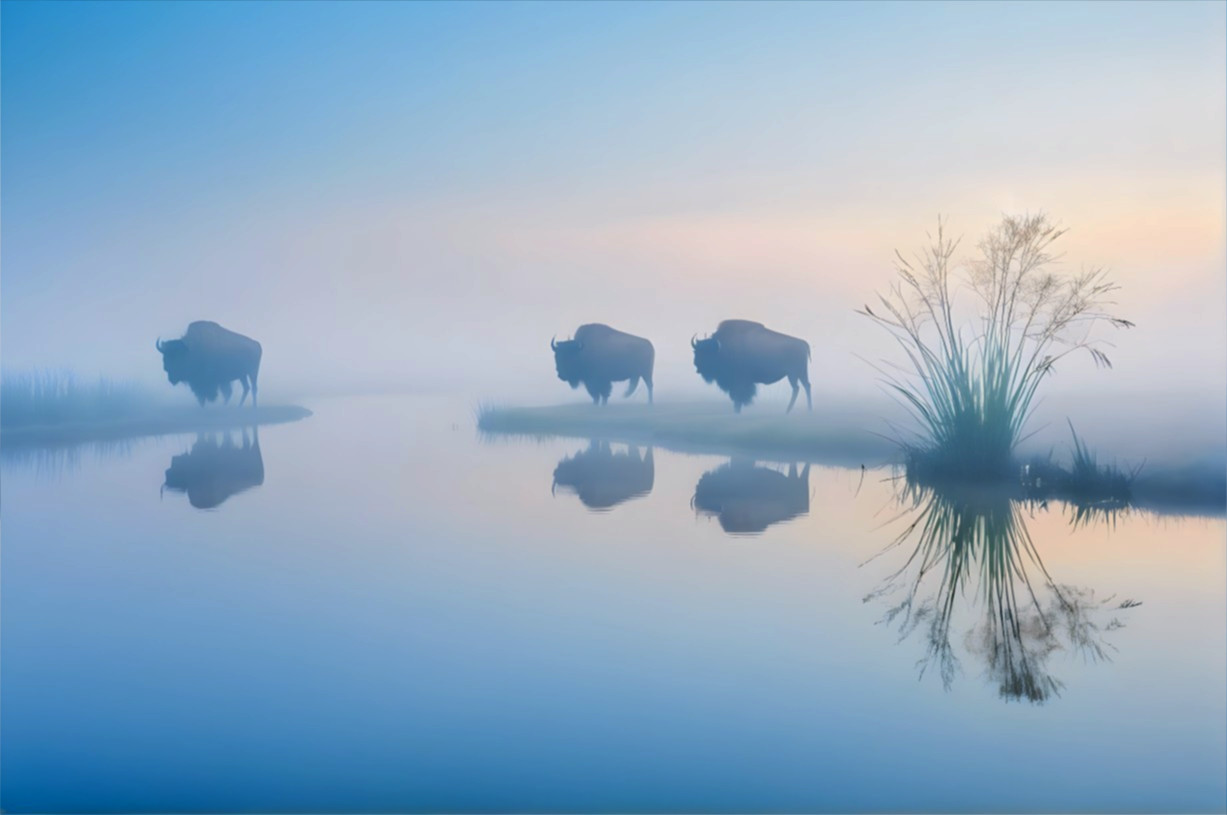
[574,323,617,338]
[716,319,765,334]
[183,320,261,352]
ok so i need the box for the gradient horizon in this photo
[2,1,1224,406]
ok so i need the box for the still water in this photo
[3,396,1225,813]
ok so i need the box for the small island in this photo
[1,371,312,450]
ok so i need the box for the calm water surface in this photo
[3,395,1225,812]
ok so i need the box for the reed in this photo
[1,370,149,428]
[861,213,1133,480]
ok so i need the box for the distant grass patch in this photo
[477,401,894,468]
[2,370,150,428]
[2,369,311,448]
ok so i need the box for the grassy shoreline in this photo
[477,402,1225,517]
[2,405,313,448]
[478,402,896,469]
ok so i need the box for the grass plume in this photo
[860,213,1133,480]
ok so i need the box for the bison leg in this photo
[803,376,812,411]
[587,380,612,405]
[786,376,800,413]
[251,371,259,408]
[624,377,639,399]
[645,374,654,405]
[238,375,251,407]
[221,380,234,405]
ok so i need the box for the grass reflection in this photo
[866,481,1140,703]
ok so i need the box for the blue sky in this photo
[3,1,1224,401]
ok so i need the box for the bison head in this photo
[551,336,585,388]
[692,334,757,409]
[156,338,190,385]
[691,334,721,383]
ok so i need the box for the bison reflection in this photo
[552,442,654,510]
[162,430,264,510]
[693,460,811,534]
[866,483,1140,703]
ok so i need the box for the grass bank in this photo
[3,405,314,449]
[480,401,902,469]
[479,402,1223,517]
[2,371,311,449]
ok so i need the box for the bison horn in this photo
[691,334,698,349]
[156,337,164,353]
[551,335,558,351]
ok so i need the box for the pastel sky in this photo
[2,0,1224,404]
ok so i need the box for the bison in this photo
[691,319,811,412]
[156,321,262,407]
[552,441,655,510]
[692,460,811,535]
[162,429,265,510]
[551,323,654,405]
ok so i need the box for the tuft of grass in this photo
[1016,423,1139,527]
[860,213,1133,480]
[1064,421,1138,504]
[1,370,150,429]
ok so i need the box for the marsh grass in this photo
[1013,423,1141,527]
[1,370,150,428]
[861,213,1133,480]
[2,369,311,449]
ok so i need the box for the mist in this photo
[4,4,1226,812]
[3,1,1224,453]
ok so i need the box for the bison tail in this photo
[624,377,640,399]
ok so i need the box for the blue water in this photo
[3,396,1224,812]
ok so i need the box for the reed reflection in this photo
[866,482,1140,703]
[162,428,264,510]
[551,441,654,511]
[692,460,810,535]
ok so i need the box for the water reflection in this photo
[551,441,654,510]
[866,483,1140,703]
[162,429,264,510]
[692,460,810,535]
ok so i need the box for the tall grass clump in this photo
[860,213,1133,480]
[1,370,149,428]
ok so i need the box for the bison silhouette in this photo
[552,323,654,405]
[692,319,811,412]
[157,321,262,407]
